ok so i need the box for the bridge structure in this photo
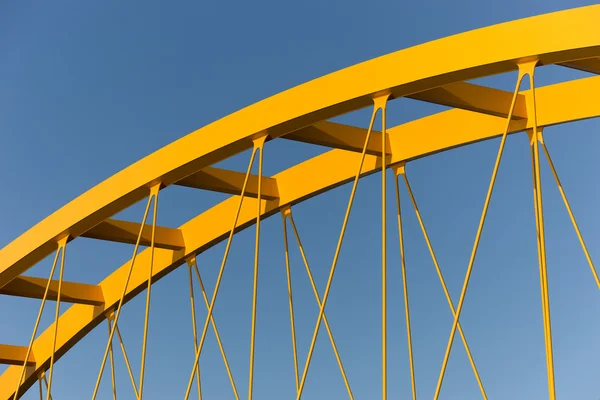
[0,5,599,399]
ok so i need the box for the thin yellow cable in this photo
[46,238,67,400]
[92,190,154,399]
[541,139,600,290]
[381,98,389,400]
[281,211,300,394]
[288,213,354,400]
[191,259,241,400]
[13,246,61,400]
[139,185,160,399]
[187,262,202,400]
[433,63,531,399]
[403,173,487,399]
[393,169,416,400]
[528,70,556,398]
[296,95,387,399]
[107,320,117,400]
[114,321,139,398]
[184,146,259,399]
[248,136,266,400]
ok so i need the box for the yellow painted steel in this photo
[402,172,487,398]
[92,190,155,400]
[186,261,203,400]
[286,211,354,399]
[433,62,531,399]
[379,95,390,400]
[281,208,300,393]
[540,138,600,290]
[1,7,600,398]
[107,321,117,400]
[248,136,267,400]
[184,147,258,399]
[189,258,240,399]
[296,99,381,399]
[392,165,417,400]
[139,185,160,400]
[111,318,139,398]
[526,61,557,398]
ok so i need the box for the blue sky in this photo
[1,1,599,399]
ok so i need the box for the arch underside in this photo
[1,5,600,398]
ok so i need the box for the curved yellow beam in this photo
[1,72,599,398]
[1,5,599,289]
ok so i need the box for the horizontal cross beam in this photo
[559,57,600,75]
[407,81,528,119]
[0,344,35,366]
[284,121,391,155]
[0,276,104,306]
[175,166,279,200]
[81,219,185,250]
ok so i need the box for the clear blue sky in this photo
[1,1,599,399]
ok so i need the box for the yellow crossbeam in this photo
[0,344,35,366]
[175,167,279,200]
[284,121,390,155]
[408,82,528,119]
[559,57,600,74]
[81,219,184,250]
[0,276,104,306]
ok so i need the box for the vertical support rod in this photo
[45,237,67,400]
[288,213,354,399]
[13,244,62,400]
[281,208,300,394]
[38,376,44,400]
[184,144,260,399]
[433,63,531,399]
[190,258,241,400]
[540,139,600,290]
[296,95,387,399]
[107,320,117,400]
[187,261,203,400]
[526,62,556,399]
[393,165,416,400]
[92,188,156,400]
[402,172,487,399]
[380,94,390,400]
[139,184,161,400]
[248,135,267,400]
[41,373,53,400]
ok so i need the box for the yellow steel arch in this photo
[1,5,599,398]
[1,73,599,398]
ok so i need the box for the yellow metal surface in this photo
[176,166,279,200]
[0,276,103,306]
[81,218,184,250]
[0,345,35,367]
[1,5,599,293]
[1,6,600,398]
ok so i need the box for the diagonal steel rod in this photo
[191,259,240,400]
[187,263,203,400]
[184,146,259,399]
[393,168,416,400]
[248,136,266,400]
[402,172,487,399]
[288,213,354,399]
[139,185,160,400]
[281,210,300,394]
[433,63,531,399]
[92,189,155,399]
[45,237,67,400]
[540,139,600,290]
[13,245,62,400]
[296,96,386,399]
